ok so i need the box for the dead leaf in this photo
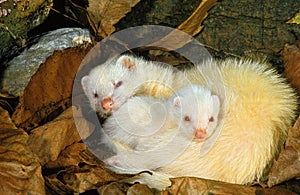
[126,183,154,195]
[27,107,82,165]
[43,143,131,193]
[287,11,300,24]
[60,166,121,193]
[283,41,300,95]
[0,106,17,130]
[267,116,300,187]
[97,182,129,195]
[12,47,91,130]
[87,0,141,38]
[0,107,45,194]
[141,0,217,52]
[178,0,218,36]
[162,177,297,195]
[45,143,97,169]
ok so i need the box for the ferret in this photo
[103,85,220,172]
[104,58,298,190]
[81,54,185,117]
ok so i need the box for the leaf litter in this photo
[0,0,299,194]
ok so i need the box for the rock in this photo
[1,28,92,97]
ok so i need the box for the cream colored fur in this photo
[126,58,298,189]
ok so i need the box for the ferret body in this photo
[107,58,298,190]
[153,58,298,186]
[82,55,298,189]
[81,55,185,117]
[103,85,220,172]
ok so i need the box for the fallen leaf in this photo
[126,183,154,195]
[283,41,300,95]
[12,47,91,130]
[177,0,218,36]
[59,166,121,193]
[287,11,300,24]
[44,143,131,193]
[27,107,82,165]
[87,0,141,38]
[0,105,17,130]
[0,107,45,195]
[162,177,297,195]
[267,115,300,187]
[97,182,129,195]
[45,143,95,169]
[141,0,217,52]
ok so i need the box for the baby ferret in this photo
[102,85,220,172]
[81,54,185,117]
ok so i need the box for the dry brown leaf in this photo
[60,166,121,193]
[126,183,154,195]
[27,107,82,165]
[0,107,45,194]
[97,182,129,195]
[45,142,88,169]
[44,143,131,193]
[162,177,297,195]
[177,0,217,36]
[12,47,91,130]
[267,116,300,187]
[143,0,217,52]
[0,106,17,130]
[283,41,300,95]
[87,0,141,38]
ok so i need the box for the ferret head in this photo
[81,55,139,116]
[170,85,220,141]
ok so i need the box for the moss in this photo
[0,0,53,62]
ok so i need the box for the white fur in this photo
[104,58,298,190]
[81,55,184,117]
[103,85,220,173]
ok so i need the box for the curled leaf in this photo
[87,0,141,38]
[0,107,45,194]
[12,47,90,130]
[27,107,82,165]
[178,0,218,36]
[267,116,300,187]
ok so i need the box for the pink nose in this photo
[194,129,207,140]
[101,97,113,111]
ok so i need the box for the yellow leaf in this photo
[287,11,300,24]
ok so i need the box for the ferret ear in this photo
[212,95,220,114]
[81,76,90,93]
[173,96,182,108]
[117,55,136,70]
[81,75,89,87]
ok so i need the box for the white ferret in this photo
[102,85,220,172]
[104,58,298,190]
[81,54,185,117]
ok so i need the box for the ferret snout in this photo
[194,128,207,140]
[101,97,114,111]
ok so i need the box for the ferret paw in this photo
[104,155,123,167]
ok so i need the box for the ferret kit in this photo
[81,54,298,190]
